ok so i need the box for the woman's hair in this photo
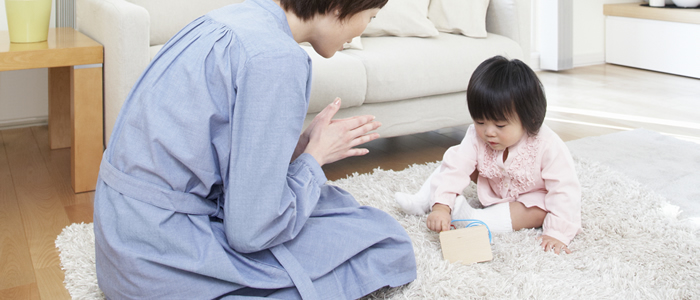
[280,0,388,21]
[466,55,547,136]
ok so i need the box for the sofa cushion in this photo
[428,0,490,38]
[149,45,164,60]
[299,46,367,114]
[126,0,244,46]
[345,32,523,104]
[362,0,438,37]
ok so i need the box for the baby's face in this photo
[474,115,526,151]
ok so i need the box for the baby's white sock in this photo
[395,167,441,215]
[452,196,513,233]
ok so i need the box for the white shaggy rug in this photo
[56,156,700,299]
[567,129,700,224]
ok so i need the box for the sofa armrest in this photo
[76,0,150,146]
[486,0,519,43]
[486,0,531,65]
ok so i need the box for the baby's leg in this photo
[394,167,441,215]
[452,196,513,233]
[509,201,546,231]
[395,168,478,215]
[451,190,546,232]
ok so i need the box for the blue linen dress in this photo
[92,0,417,298]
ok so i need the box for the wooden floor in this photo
[1,64,698,298]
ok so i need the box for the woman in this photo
[93,0,417,298]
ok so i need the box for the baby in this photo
[396,56,581,254]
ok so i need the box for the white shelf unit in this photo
[604,3,700,79]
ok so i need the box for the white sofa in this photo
[76,0,528,146]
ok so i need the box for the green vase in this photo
[5,0,53,43]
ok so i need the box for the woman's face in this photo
[310,8,380,58]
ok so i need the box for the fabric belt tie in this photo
[102,158,317,297]
[269,245,320,300]
[99,157,219,216]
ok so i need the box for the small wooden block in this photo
[439,225,493,265]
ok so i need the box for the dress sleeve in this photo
[223,51,326,254]
[430,125,480,211]
[540,138,582,245]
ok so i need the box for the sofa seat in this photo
[298,47,368,114]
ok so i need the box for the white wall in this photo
[530,0,641,70]
[0,0,56,129]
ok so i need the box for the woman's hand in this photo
[301,98,381,166]
[539,235,571,254]
[427,204,452,232]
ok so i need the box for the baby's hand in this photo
[539,235,571,254]
[427,204,451,232]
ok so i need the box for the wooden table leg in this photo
[70,65,103,193]
[48,67,71,149]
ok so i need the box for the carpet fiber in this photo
[56,131,700,299]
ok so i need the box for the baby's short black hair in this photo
[280,0,388,21]
[467,55,547,136]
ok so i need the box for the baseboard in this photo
[530,52,605,71]
[0,117,48,130]
[573,52,605,68]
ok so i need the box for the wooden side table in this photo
[0,27,104,193]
